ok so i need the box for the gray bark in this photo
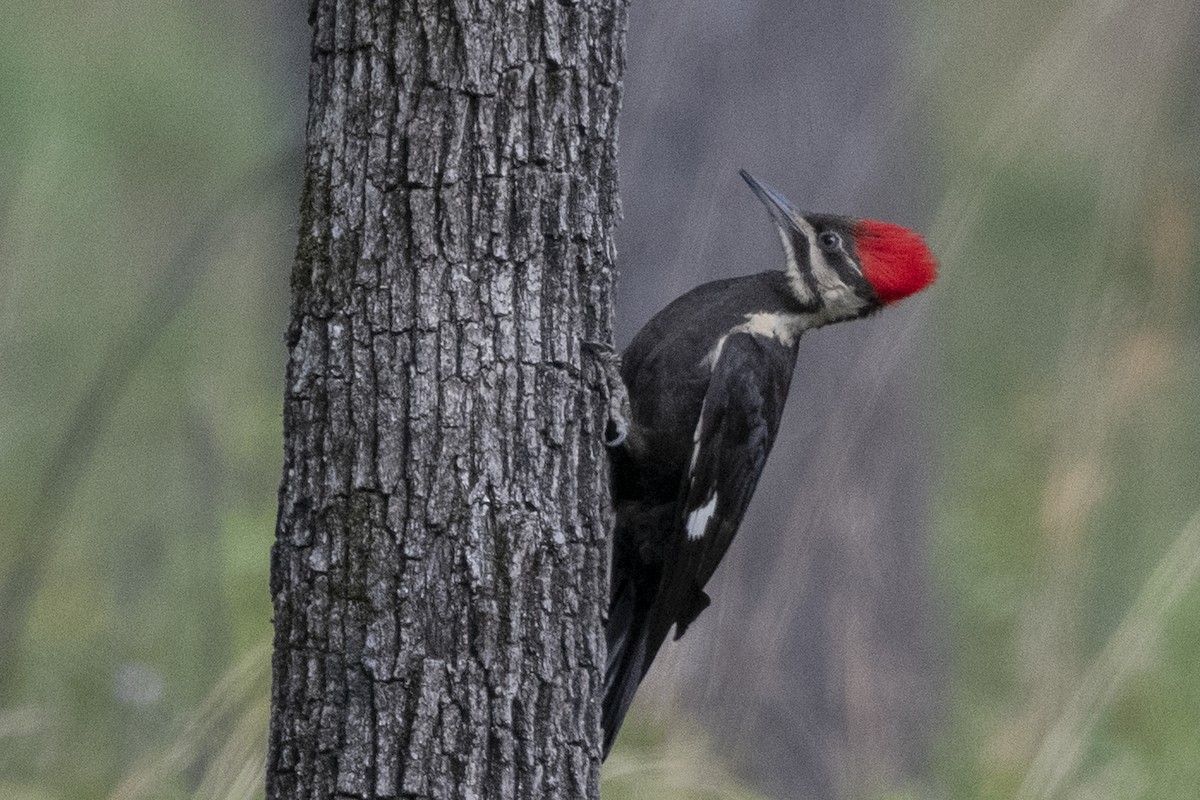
[266,2,626,799]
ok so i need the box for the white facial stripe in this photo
[686,495,718,541]
[776,227,800,276]
[776,225,815,305]
[801,225,874,322]
[807,237,842,292]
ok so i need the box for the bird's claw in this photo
[604,416,628,448]
[583,340,633,449]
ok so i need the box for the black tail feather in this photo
[602,573,649,759]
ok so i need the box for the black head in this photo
[740,170,880,322]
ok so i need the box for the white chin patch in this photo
[686,495,718,541]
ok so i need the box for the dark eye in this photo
[818,231,842,251]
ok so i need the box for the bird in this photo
[601,169,938,759]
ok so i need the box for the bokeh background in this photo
[3,1,1199,798]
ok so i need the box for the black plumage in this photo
[599,171,936,758]
[603,272,806,758]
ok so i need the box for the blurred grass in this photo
[107,643,270,800]
[2,0,1199,798]
[603,710,770,800]
[916,0,1200,798]
[0,1,296,796]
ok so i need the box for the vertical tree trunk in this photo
[267,2,625,798]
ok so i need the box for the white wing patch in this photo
[689,395,708,471]
[687,312,804,544]
[686,495,718,541]
[686,396,713,537]
[701,313,807,371]
[736,311,806,347]
[699,334,729,370]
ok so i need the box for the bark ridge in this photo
[268,2,626,798]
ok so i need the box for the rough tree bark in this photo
[267,2,626,798]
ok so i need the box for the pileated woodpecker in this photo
[601,170,937,758]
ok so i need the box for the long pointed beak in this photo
[739,170,807,234]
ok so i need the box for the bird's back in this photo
[618,271,802,489]
[603,269,804,757]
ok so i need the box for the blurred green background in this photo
[0,3,301,797]
[2,1,1198,799]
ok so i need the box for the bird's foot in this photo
[583,340,632,448]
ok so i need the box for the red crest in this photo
[854,220,938,304]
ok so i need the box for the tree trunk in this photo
[266,2,626,798]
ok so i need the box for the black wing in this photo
[602,331,795,757]
[656,330,796,639]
